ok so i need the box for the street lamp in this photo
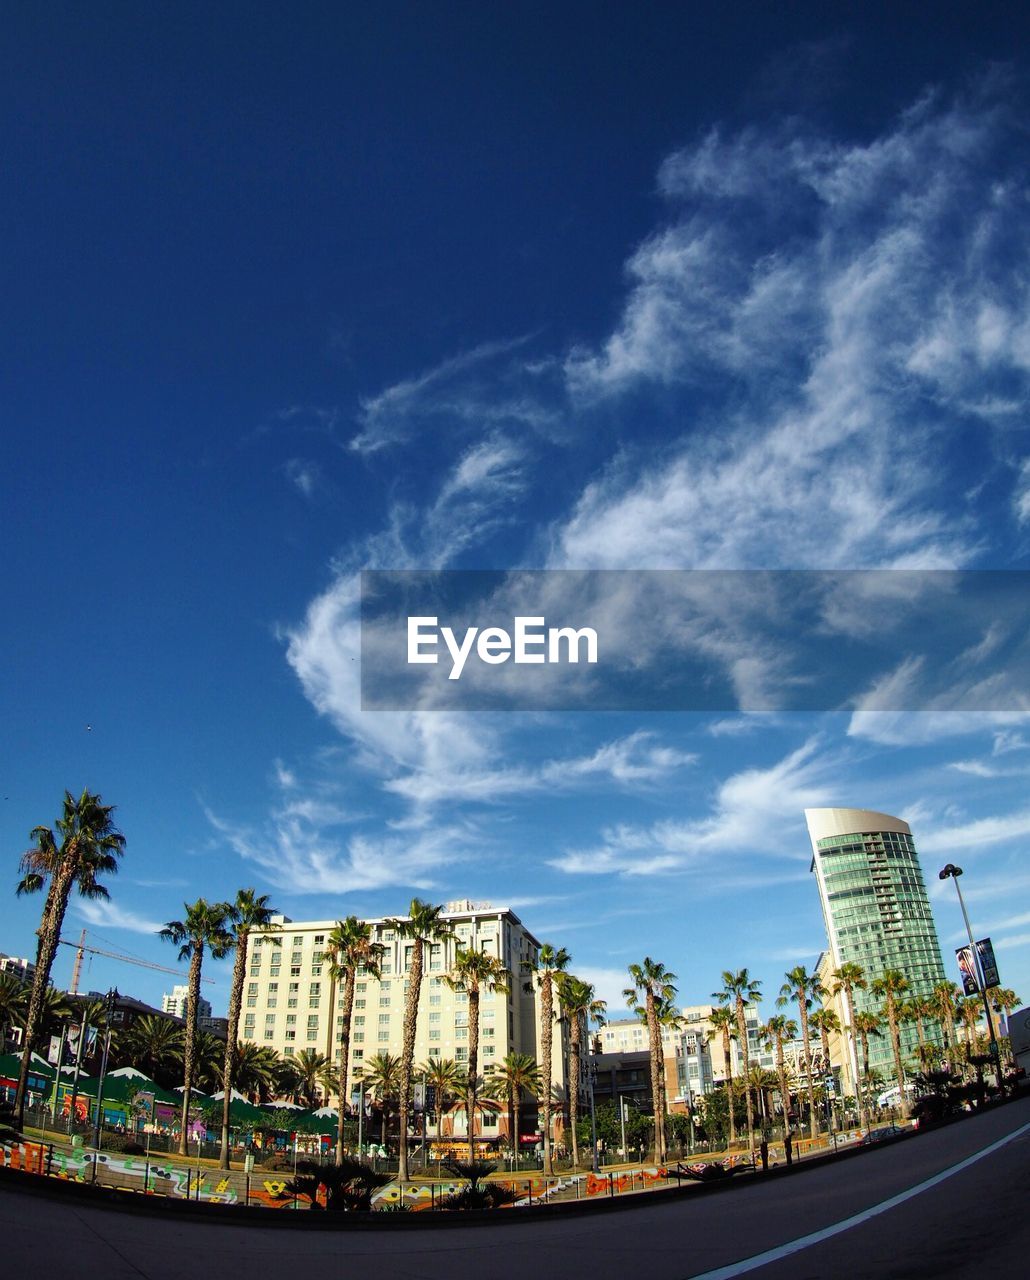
[939,864,1004,1090]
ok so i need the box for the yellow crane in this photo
[60,929,216,994]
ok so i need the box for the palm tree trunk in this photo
[569,1014,581,1168]
[736,999,755,1161]
[513,1091,521,1160]
[888,1002,906,1106]
[645,991,666,1162]
[14,864,74,1127]
[220,930,248,1169]
[397,940,423,1181]
[179,947,203,1157]
[541,974,554,1175]
[336,969,356,1165]
[797,999,818,1141]
[723,1030,736,1144]
[467,983,480,1152]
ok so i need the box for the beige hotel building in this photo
[241,899,567,1131]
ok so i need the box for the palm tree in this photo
[485,1051,540,1157]
[557,975,606,1168]
[778,966,822,1141]
[193,1030,225,1093]
[292,1048,329,1106]
[957,994,983,1059]
[25,986,73,1052]
[13,789,126,1126]
[234,1042,279,1101]
[870,969,910,1110]
[523,943,570,1174]
[159,898,232,1154]
[831,962,867,1128]
[272,1053,301,1105]
[386,899,456,1181]
[446,946,509,1151]
[417,1056,462,1145]
[988,987,1021,1068]
[122,1014,184,1083]
[930,982,961,1059]
[713,969,762,1161]
[219,888,275,1169]
[363,1051,403,1147]
[761,1014,798,1138]
[324,916,385,1164]
[0,972,27,1052]
[850,1010,880,1117]
[626,958,677,1163]
[708,1005,737,1145]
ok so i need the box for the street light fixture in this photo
[938,864,1004,1091]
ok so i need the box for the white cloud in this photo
[72,900,164,935]
[284,458,322,498]
[918,807,1030,854]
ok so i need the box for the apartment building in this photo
[161,985,212,1022]
[241,900,567,1133]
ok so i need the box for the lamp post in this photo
[939,864,1003,1091]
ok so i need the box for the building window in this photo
[285,1030,296,1042]
[355,999,366,1010]
[354,1032,364,1043]
[378,1014,390,1025]
[314,935,324,945]
[247,982,258,996]
[354,1015,365,1026]
[267,996,277,1008]
[286,1015,296,1025]
[265,1013,275,1025]
[378,1031,390,1042]
[379,996,390,1007]
[356,982,366,993]
[311,965,322,977]
[429,1030,441,1041]
[269,966,280,977]
[246,996,257,1008]
[429,1012,441,1024]
[264,1030,274,1040]
[291,966,301,977]
[292,936,303,946]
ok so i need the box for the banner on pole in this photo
[976,937,1000,989]
[956,945,978,995]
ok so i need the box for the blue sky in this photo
[4,3,1030,1019]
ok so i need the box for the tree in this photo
[930,982,961,1059]
[121,1014,184,1083]
[626,957,677,1163]
[13,789,126,1126]
[159,898,232,1155]
[761,1014,798,1137]
[831,963,868,1129]
[292,1048,330,1107]
[219,888,276,1169]
[234,1042,279,1101]
[386,899,456,1181]
[901,996,931,1059]
[778,966,822,1141]
[325,916,385,1165]
[0,972,27,1052]
[363,1051,403,1148]
[557,975,606,1168]
[713,970,762,1161]
[417,1056,462,1145]
[193,1029,225,1093]
[850,1010,880,1117]
[484,1052,540,1157]
[446,946,509,1150]
[707,1006,737,1145]
[523,943,570,1174]
[870,969,910,1110]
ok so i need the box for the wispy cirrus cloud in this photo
[72,900,165,935]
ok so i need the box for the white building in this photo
[161,985,212,1022]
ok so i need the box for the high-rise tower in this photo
[805,807,947,1085]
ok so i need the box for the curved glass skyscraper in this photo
[806,807,948,1084]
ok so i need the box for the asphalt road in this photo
[3,1097,1028,1280]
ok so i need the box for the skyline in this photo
[4,5,1030,1019]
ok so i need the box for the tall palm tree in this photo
[831,962,867,1128]
[626,958,677,1163]
[193,1030,225,1093]
[870,969,910,1110]
[325,916,385,1164]
[385,899,456,1181]
[363,1050,403,1147]
[219,888,275,1169]
[13,789,126,1126]
[778,966,822,1141]
[708,1005,737,1145]
[713,969,761,1161]
[446,946,509,1151]
[417,1056,462,1144]
[523,943,570,1174]
[557,975,606,1168]
[159,898,232,1155]
[850,1010,879,1116]
[761,1014,798,1138]
[930,982,961,1059]
[957,994,983,1057]
[485,1051,540,1157]
[901,995,931,1062]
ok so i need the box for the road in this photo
[2,1096,1028,1280]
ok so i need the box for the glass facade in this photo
[808,811,947,1078]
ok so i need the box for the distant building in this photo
[806,807,948,1087]
[162,985,212,1023]
[0,953,35,983]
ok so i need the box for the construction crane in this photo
[60,929,216,994]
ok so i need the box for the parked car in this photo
[861,1125,907,1145]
